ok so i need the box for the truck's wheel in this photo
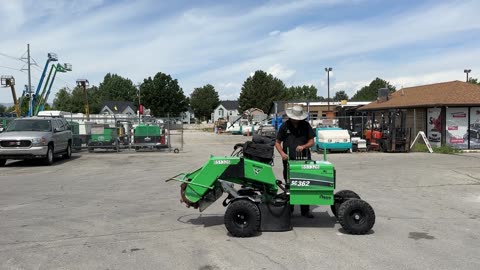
[0,159,6,167]
[331,190,360,217]
[63,143,72,159]
[338,199,375,235]
[224,199,260,237]
[44,146,54,166]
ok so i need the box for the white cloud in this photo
[267,64,296,80]
[269,30,281,36]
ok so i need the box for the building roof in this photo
[220,100,239,110]
[101,101,136,113]
[359,81,480,111]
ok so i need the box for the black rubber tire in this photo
[63,143,72,159]
[174,148,180,154]
[331,190,361,217]
[224,199,260,237]
[44,146,54,166]
[338,199,375,235]
[0,159,6,167]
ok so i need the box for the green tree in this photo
[282,85,317,100]
[351,78,396,101]
[468,77,480,85]
[333,90,349,101]
[238,70,286,113]
[98,73,137,103]
[0,104,6,114]
[140,72,188,117]
[190,84,219,121]
[53,86,101,113]
[53,87,73,112]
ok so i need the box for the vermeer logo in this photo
[302,164,320,170]
[214,160,231,165]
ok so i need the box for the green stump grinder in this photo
[167,135,375,237]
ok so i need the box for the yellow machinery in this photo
[1,76,21,117]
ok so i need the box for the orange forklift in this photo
[365,109,411,152]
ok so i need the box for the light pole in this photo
[325,67,332,111]
[76,79,90,121]
[464,69,472,82]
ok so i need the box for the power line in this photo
[0,52,22,61]
[19,69,40,81]
[0,65,21,71]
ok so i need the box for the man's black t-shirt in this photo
[276,119,315,160]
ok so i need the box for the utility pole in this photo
[21,44,33,116]
[325,67,332,111]
[27,44,32,112]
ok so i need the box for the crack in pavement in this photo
[452,169,480,182]
[0,226,196,249]
[232,240,288,270]
[380,182,480,189]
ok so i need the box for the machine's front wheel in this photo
[331,190,360,217]
[224,199,260,237]
[338,199,375,235]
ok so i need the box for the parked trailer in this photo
[88,124,120,152]
[133,124,167,151]
[67,121,82,151]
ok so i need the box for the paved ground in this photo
[1,131,479,270]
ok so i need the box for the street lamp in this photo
[325,67,332,111]
[76,79,90,121]
[464,69,472,82]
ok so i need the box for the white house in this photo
[181,108,195,124]
[212,100,240,123]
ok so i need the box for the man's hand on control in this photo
[296,145,305,152]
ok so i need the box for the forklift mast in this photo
[380,109,410,152]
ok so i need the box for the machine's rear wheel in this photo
[338,199,375,235]
[224,199,260,237]
[331,190,360,217]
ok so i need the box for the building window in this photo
[310,113,318,120]
[219,108,224,117]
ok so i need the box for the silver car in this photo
[0,117,73,166]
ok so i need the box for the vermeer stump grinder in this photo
[166,135,375,237]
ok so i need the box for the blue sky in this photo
[1,0,479,103]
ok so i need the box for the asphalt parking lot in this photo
[1,131,479,270]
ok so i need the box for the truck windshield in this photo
[6,120,52,132]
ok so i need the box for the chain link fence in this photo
[1,115,184,153]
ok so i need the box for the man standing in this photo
[275,105,316,218]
